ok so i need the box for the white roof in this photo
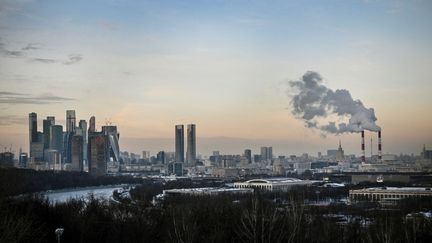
[353,187,432,193]
[236,177,314,185]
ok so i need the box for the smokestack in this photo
[378,130,382,161]
[361,130,365,163]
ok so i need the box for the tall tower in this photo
[71,135,83,172]
[186,124,196,165]
[28,112,38,157]
[29,112,38,143]
[88,116,96,133]
[244,149,252,163]
[175,125,184,163]
[49,125,63,151]
[66,110,76,133]
[336,140,344,161]
[43,117,55,150]
[79,120,88,164]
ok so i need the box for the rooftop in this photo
[352,187,432,193]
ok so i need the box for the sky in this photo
[0,0,431,156]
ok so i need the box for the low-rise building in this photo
[233,178,317,191]
[349,187,432,202]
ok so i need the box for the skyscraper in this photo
[78,120,88,165]
[29,112,38,145]
[66,110,76,133]
[88,134,108,176]
[88,116,96,133]
[102,125,120,162]
[186,124,196,165]
[43,117,55,150]
[49,125,63,152]
[157,151,166,164]
[71,135,83,171]
[336,140,345,161]
[244,149,252,163]
[260,146,273,162]
[175,125,184,162]
[29,112,44,161]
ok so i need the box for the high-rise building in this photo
[66,110,76,133]
[244,149,252,163]
[336,140,345,161]
[186,124,196,165]
[88,134,108,176]
[63,131,73,163]
[49,125,63,151]
[71,135,83,172]
[28,112,38,156]
[157,151,165,164]
[88,116,96,133]
[78,120,88,165]
[260,146,273,162]
[142,151,150,160]
[43,117,55,150]
[102,125,120,162]
[28,112,44,161]
[175,125,184,162]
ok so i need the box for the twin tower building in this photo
[175,124,196,166]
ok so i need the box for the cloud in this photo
[1,39,83,65]
[0,40,24,57]
[0,0,32,15]
[0,91,27,96]
[0,115,27,125]
[22,43,42,50]
[0,91,75,104]
[31,58,57,63]
[63,54,83,65]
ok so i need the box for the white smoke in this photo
[288,71,381,134]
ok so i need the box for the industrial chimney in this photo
[361,130,365,163]
[378,130,382,162]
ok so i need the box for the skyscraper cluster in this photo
[174,124,196,166]
[28,111,120,176]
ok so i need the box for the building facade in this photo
[66,110,76,133]
[71,135,83,171]
[186,124,196,166]
[175,125,184,163]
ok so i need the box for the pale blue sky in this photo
[0,0,431,155]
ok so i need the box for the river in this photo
[42,185,131,204]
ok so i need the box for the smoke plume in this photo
[288,71,380,134]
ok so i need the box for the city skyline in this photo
[1,0,431,155]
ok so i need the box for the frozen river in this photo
[42,185,130,204]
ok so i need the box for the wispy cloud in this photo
[1,39,83,65]
[0,40,24,57]
[31,58,57,63]
[0,0,32,16]
[0,91,75,104]
[0,115,27,125]
[22,43,42,50]
[63,54,83,65]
